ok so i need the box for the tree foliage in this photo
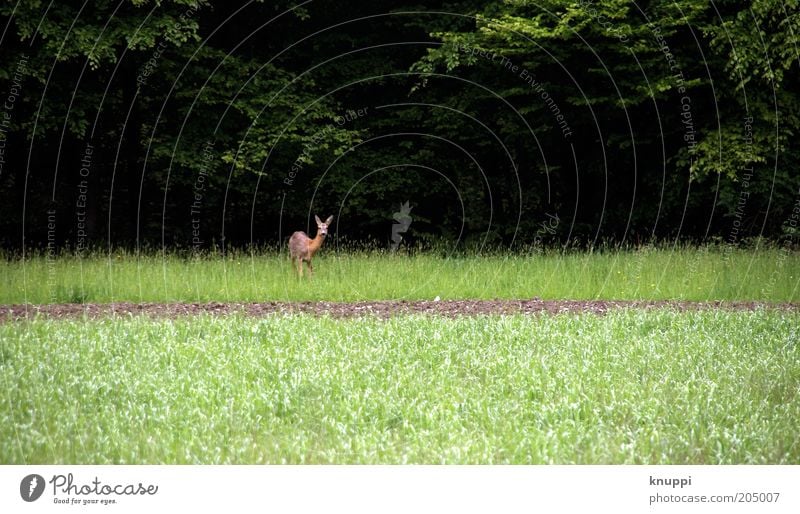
[1,0,798,250]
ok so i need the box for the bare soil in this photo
[2,299,797,321]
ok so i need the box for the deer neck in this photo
[308,231,325,256]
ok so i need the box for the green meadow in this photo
[1,246,797,304]
[1,310,798,464]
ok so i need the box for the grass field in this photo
[2,246,798,304]
[1,309,798,464]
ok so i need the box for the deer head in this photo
[314,215,334,237]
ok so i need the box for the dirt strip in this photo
[2,299,798,321]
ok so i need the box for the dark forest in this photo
[1,0,798,251]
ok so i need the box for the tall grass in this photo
[1,310,798,464]
[2,245,797,303]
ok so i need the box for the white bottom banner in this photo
[2,465,797,513]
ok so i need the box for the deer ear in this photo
[325,215,334,225]
[315,215,322,225]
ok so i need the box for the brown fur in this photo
[288,215,333,277]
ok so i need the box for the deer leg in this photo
[307,259,314,277]
[297,257,303,277]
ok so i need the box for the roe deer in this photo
[288,215,333,277]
